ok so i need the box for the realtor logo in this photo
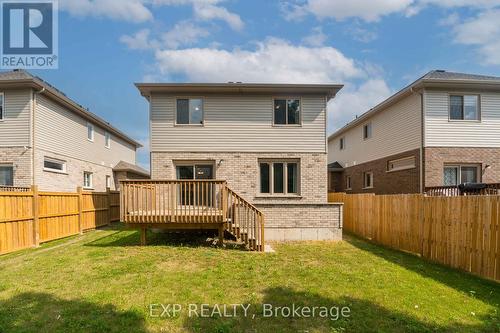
[1,0,58,69]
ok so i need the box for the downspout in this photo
[32,87,45,186]
[420,89,425,193]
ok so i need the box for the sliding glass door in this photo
[176,164,214,206]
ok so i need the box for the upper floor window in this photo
[339,137,345,150]
[87,122,94,141]
[259,160,299,195]
[274,99,300,125]
[44,157,66,173]
[83,171,93,189]
[105,131,111,148]
[176,98,203,125]
[363,123,372,140]
[0,164,13,186]
[363,171,374,189]
[450,95,479,121]
[0,93,4,120]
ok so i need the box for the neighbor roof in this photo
[113,161,150,177]
[328,70,500,141]
[135,82,343,101]
[0,70,142,148]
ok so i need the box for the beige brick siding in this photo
[151,152,329,204]
[33,149,115,192]
[0,147,32,187]
[424,147,500,187]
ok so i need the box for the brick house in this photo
[328,70,500,194]
[135,82,344,241]
[0,70,148,191]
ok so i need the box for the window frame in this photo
[345,176,352,191]
[448,93,481,122]
[43,157,67,174]
[87,122,94,142]
[258,159,301,196]
[83,171,93,189]
[0,163,14,186]
[0,92,4,121]
[363,122,372,140]
[339,137,345,150]
[387,156,416,173]
[175,97,205,126]
[363,171,374,189]
[106,175,111,189]
[104,131,111,149]
[272,97,302,127]
[443,164,481,186]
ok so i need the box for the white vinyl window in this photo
[387,156,416,172]
[363,123,372,140]
[0,92,4,120]
[363,171,374,189]
[0,164,13,186]
[346,176,352,190]
[273,99,301,125]
[105,131,111,148]
[43,157,66,173]
[259,160,299,195]
[87,122,94,141]
[340,137,345,150]
[176,98,204,125]
[83,172,93,189]
[450,95,480,121]
[443,165,480,186]
[106,175,111,189]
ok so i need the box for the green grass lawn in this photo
[0,224,498,333]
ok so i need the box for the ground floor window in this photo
[363,171,374,189]
[443,164,480,186]
[259,160,299,195]
[43,157,66,173]
[346,176,352,190]
[106,175,111,189]
[0,164,13,186]
[83,172,93,189]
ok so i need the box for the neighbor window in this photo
[83,172,93,189]
[346,176,352,190]
[105,131,111,148]
[106,175,111,189]
[363,123,372,140]
[44,157,66,173]
[339,137,345,150]
[274,99,301,125]
[87,122,94,141]
[0,93,4,120]
[363,172,374,188]
[443,165,480,186]
[387,156,416,172]
[450,95,479,120]
[0,164,13,186]
[259,160,299,195]
[176,98,203,125]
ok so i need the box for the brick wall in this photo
[424,147,500,187]
[0,147,33,187]
[151,152,329,204]
[337,149,421,194]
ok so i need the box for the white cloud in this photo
[120,29,158,50]
[302,27,327,46]
[162,21,210,49]
[60,0,153,22]
[153,38,365,83]
[346,26,378,43]
[327,79,392,133]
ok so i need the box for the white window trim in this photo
[448,93,481,122]
[345,176,352,191]
[43,157,67,174]
[363,171,374,189]
[443,164,481,186]
[83,172,93,189]
[363,122,372,140]
[87,122,94,142]
[106,175,112,189]
[105,131,111,148]
[387,156,416,173]
[174,97,205,126]
[272,97,303,127]
[0,92,4,121]
[258,159,301,196]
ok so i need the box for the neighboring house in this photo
[328,70,500,194]
[135,82,344,241]
[0,70,148,192]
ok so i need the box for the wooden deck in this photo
[120,180,265,251]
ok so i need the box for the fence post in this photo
[31,185,40,247]
[106,187,111,225]
[77,187,83,234]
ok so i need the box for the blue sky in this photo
[27,0,500,169]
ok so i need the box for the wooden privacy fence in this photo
[329,192,500,281]
[0,186,120,255]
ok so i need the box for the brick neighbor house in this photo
[328,70,500,194]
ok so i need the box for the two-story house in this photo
[0,70,148,192]
[135,82,344,241]
[328,70,500,194]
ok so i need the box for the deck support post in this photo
[140,227,147,246]
[218,224,224,247]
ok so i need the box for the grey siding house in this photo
[328,70,500,194]
[136,82,344,241]
[0,70,148,191]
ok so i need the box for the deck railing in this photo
[425,183,500,196]
[0,186,30,192]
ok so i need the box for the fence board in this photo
[329,192,500,281]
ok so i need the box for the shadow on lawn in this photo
[344,234,500,307]
[183,287,496,333]
[0,292,146,333]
